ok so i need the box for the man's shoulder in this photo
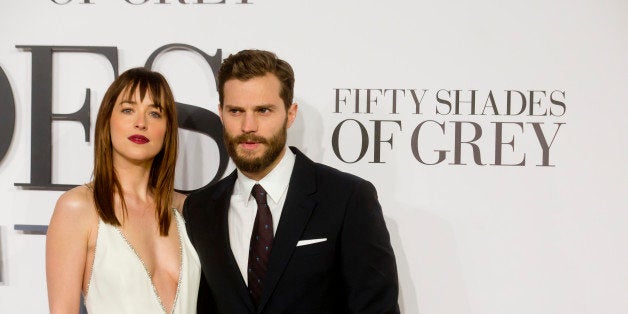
[293,148,371,189]
[183,172,236,222]
[186,171,237,202]
[312,160,365,184]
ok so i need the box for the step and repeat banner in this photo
[0,1,626,313]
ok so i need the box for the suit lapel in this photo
[212,171,256,313]
[257,148,317,312]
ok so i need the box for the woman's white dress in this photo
[84,209,201,314]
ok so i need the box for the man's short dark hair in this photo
[218,49,295,109]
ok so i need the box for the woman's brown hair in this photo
[92,67,178,236]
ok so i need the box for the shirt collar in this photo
[234,146,296,206]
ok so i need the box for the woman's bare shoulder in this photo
[172,191,188,214]
[53,185,98,222]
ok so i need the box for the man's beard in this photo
[223,121,287,174]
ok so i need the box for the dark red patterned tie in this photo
[248,184,273,307]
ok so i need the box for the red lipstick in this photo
[128,135,149,144]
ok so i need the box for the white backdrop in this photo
[0,1,626,313]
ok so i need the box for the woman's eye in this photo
[121,108,133,114]
[149,111,162,118]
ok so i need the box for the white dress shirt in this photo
[228,148,296,284]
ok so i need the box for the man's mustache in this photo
[230,133,268,145]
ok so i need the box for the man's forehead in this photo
[226,73,280,85]
[224,77,281,97]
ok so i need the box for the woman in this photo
[46,68,200,313]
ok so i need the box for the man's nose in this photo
[241,113,258,133]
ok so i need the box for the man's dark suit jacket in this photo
[183,147,399,314]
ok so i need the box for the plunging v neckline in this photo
[114,209,184,314]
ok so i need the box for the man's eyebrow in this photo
[223,104,243,110]
[223,103,277,110]
[256,104,276,108]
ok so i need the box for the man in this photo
[183,49,399,313]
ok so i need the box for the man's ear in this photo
[286,103,298,128]
[218,104,223,121]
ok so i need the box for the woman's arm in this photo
[173,191,188,215]
[46,187,96,314]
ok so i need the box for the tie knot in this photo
[251,184,267,205]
